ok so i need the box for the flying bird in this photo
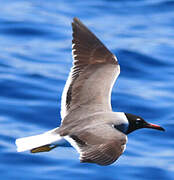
[16,17,165,166]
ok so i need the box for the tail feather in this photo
[15,128,62,152]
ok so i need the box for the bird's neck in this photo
[114,123,129,134]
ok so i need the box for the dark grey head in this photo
[125,113,165,134]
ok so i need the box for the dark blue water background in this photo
[0,0,174,179]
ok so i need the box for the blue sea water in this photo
[0,0,174,179]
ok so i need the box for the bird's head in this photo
[125,113,165,134]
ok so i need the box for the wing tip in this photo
[73,17,79,22]
[72,17,88,32]
[72,17,80,27]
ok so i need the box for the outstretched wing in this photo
[64,124,127,166]
[61,17,120,119]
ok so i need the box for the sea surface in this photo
[0,0,174,179]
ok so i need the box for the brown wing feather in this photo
[72,17,117,66]
[67,124,127,166]
[61,18,119,119]
[80,140,125,166]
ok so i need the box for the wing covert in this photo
[67,124,127,166]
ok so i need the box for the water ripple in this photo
[0,0,173,180]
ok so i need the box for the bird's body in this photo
[57,112,128,165]
[16,18,164,166]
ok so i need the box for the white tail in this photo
[15,128,62,152]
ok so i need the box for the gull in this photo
[16,17,165,166]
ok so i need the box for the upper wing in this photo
[61,17,120,119]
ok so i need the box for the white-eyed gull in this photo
[15,17,165,166]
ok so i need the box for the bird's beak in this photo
[144,122,165,131]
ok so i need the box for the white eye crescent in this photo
[136,118,141,124]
